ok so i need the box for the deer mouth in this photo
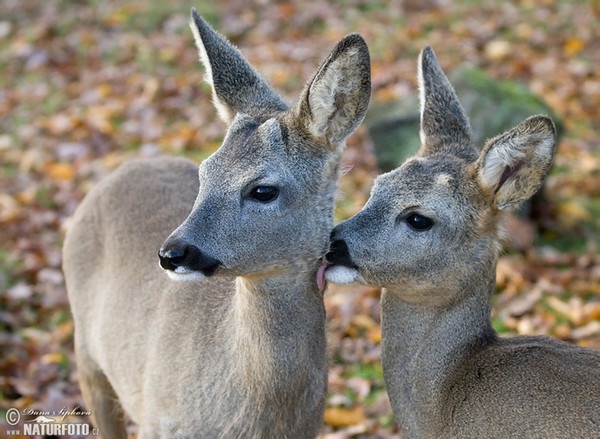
[316,261,332,291]
[317,263,360,290]
[317,238,360,290]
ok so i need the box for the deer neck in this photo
[227,269,327,399]
[381,272,496,436]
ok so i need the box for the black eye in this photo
[405,213,434,231]
[248,186,279,203]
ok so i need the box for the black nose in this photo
[325,239,356,267]
[158,238,221,276]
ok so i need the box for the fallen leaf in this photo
[367,326,382,344]
[324,406,366,428]
[41,352,65,365]
[44,162,75,182]
[571,321,600,340]
[484,40,511,62]
[556,200,592,226]
[563,37,585,56]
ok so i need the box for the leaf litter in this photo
[1,0,599,437]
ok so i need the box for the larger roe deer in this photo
[63,8,370,438]
[320,46,600,438]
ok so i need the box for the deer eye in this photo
[405,213,434,231]
[248,186,279,203]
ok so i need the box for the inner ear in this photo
[295,34,371,149]
[495,162,522,193]
[477,115,556,209]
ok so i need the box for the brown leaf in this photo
[324,406,366,428]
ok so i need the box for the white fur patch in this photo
[189,16,214,88]
[164,267,207,282]
[535,135,555,160]
[189,16,232,123]
[258,118,282,145]
[417,51,426,145]
[479,140,526,189]
[435,173,452,186]
[324,265,359,285]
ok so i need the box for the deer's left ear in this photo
[476,115,556,209]
[418,46,472,155]
[294,33,371,149]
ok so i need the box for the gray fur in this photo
[323,46,599,438]
[189,8,288,122]
[63,9,370,438]
[418,46,474,161]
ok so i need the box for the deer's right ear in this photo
[295,34,371,150]
[476,115,557,209]
[189,8,289,123]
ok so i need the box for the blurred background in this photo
[1,0,599,437]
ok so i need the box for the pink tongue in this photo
[316,262,331,291]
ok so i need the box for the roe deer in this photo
[63,8,370,438]
[320,46,600,438]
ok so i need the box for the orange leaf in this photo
[368,326,382,344]
[41,352,65,365]
[324,406,366,427]
[45,162,75,181]
[350,314,377,330]
[563,38,584,56]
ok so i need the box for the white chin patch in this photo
[324,266,359,285]
[165,269,206,282]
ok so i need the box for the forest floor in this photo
[1,1,599,437]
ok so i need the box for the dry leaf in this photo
[556,200,592,226]
[41,352,65,365]
[44,162,75,182]
[563,37,585,56]
[324,406,366,427]
[484,40,511,62]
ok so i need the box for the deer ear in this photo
[189,8,289,123]
[477,115,556,209]
[417,46,472,156]
[295,34,371,149]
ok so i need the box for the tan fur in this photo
[323,46,600,439]
[63,9,370,438]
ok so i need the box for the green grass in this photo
[491,314,514,335]
[536,231,590,254]
[346,362,384,381]
[0,250,20,292]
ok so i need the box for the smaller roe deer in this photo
[63,8,370,438]
[320,46,600,439]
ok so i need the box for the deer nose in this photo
[158,238,221,276]
[158,242,189,271]
[325,239,356,268]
